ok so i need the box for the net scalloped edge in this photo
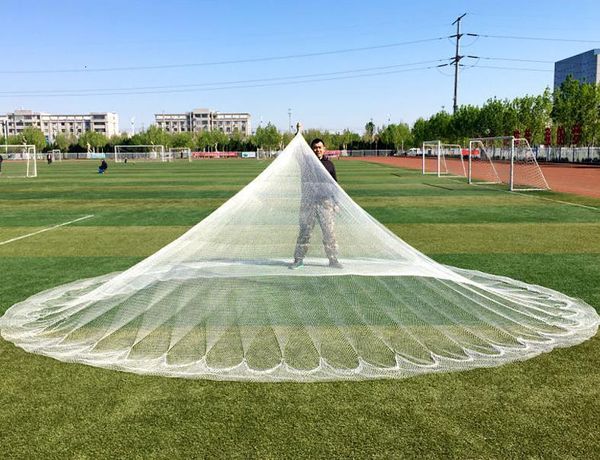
[0,265,598,382]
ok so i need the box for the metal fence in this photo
[39,147,600,163]
[345,149,396,157]
[535,147,600,163]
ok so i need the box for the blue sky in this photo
[2,0,599,133]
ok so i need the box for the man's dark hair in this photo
[310,138,325,148]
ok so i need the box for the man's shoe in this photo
[289,259,304,270]
[328,259,343,269]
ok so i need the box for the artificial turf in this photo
[1,159,599,458]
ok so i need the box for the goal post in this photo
[468,136,549,191]
[440,144,466,177]
[468,138,503,186]
[114,145,166,162]
[50,149,63,162]
[511,138,550,191]
[0,144,37,178]
[422,140,440,175]
[256,148,277,160]
[422,141,466,177]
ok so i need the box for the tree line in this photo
[411,77,600,148]
[3,77,599,153]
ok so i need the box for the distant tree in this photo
[340,129,361,150]
[379,123,411,150]
[254,123,281,150]
[411,118,427,147]
[552,76,584,145]
[579,83,600,145]
[53,133,75,152]
[195,130,212,151]
[478,98,500,137]
[227,129,247,150]
[553,78,600,146]
[512,90,552,145]
[21,127,46,151]
[363,120,375,143]
[6,134,22,145]
[171,132,195,149]
[210,129,229,151]
[303,128,332,147]
[450,105,481,143]
[144,125,171,147]
[280,131,294,149]
[425,110,453,142]
[108,133,129,146]
[129,132,146,145]
[78,131,108,151]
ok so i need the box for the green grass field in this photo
[1,159,599,458]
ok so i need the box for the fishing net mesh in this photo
[1,134,597,381]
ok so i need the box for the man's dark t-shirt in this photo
[320,156,337,182]
[299,153,338,203]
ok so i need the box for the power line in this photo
[474,33,600,44]
[2,25,582,101]
[470,65,552,73]
[0,58,554,99]
[0,59,450,96]
[476,56,555,64]
[0,37,447,75]
[0,64,445,98]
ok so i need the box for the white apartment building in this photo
[0,110,119,139]
[155,108,251,135]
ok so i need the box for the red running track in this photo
[345,156,600,199]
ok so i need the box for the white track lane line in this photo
[0,215,95,246]
[510,193,600,211]
[444,177,600,211]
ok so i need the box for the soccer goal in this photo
[0,144,37,178]
[168,147,192,162]
[50,149,63,162]
[257,148,279,160]
[422,141,466,177]
[114,145,166,162]
[468,136,550,191]
[422,141,440,175]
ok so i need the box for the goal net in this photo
[257,148,277,160]
[0,144,37,178]
[422,141,440,175]
[50,149,63,162]
[468,137,549,191]
[422,141,466,177]
[114,145,166,162]
[169,148,192,162]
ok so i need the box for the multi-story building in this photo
[554,49,600,89]
[155,108,251,135]
[0,110,119,139]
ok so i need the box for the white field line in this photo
[510,193,600,211]
[445,177,600,212]
[0,215,94,246]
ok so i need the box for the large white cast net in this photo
[1,134,598,381]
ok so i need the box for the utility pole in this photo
[288,108,292,133]
[451,13,466,114]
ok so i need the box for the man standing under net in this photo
[290,138,342,269]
